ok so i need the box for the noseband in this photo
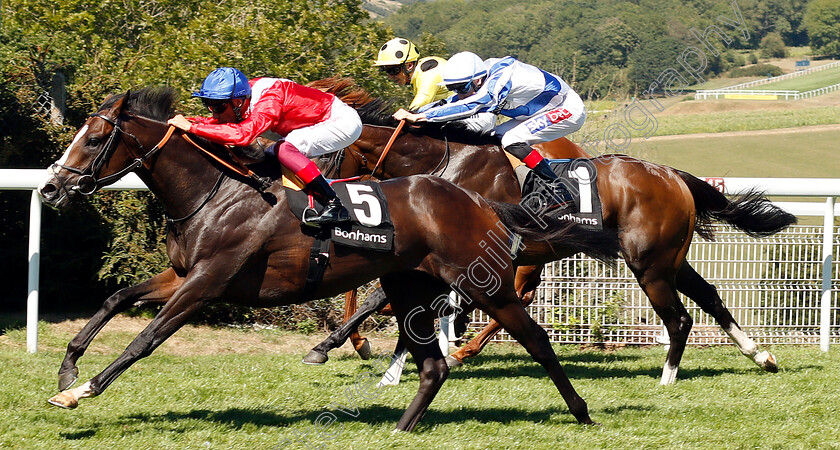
[52,113,174,195]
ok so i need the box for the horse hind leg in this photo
[676,262,777,372]
[302,286,387,364]
[447,265,543,367]
[635,270,693,385]
[58,268,183,391]
[483,298,593,424]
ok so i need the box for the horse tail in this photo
[488,200,621,265]
[675,170,797,240]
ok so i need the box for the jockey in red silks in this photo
[168,67,362,227]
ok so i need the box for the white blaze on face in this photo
[40,124,90,194]
[57,124,89,167]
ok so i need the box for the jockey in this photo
[394,52,586,183]
[373,38,451,111]
[168,67,362,227]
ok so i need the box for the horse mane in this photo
[99,86,178,122]
[308,77,501,146]
[306,76,375,108]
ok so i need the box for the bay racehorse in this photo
[304,78,797,385]
[38,87,622,430]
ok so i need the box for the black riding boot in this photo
[531,159,559,182]
[504,142,558,182]
[303,175,351,227]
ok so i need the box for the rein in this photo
[429,137,451,177]
[370,119,405,178]
[181,135,272,192]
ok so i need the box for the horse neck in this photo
[357,125,520,201]
[127,118,227,220]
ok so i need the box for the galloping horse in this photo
[304,78,797,385]
[38,87,622,430]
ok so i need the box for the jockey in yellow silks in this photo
[373,38,451,112]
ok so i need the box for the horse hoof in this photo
[445,355,463,368]
[302,350,328,365]
[47,391,78,409]
[58,368,79,391]
[356,339,372,360]
[756,351,778,373]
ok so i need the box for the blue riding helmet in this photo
[192,67,251,99]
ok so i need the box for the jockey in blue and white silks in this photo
[394,52,586,182]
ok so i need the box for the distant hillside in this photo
[362,0,416,18]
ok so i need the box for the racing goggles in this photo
[446,81,474,95]
[380,65,403,76]
[202,99,230,114]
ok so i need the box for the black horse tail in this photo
[488,200,621,265]
[675,170,797,240]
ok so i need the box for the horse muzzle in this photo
[39,172,93,209]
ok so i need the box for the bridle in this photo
[52,113,174,195]
[52,110,272,225]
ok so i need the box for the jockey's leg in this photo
[274,141,350,227]
[503,141,558,182]
[280,96,362,227]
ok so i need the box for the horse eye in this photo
[87,137,101,147]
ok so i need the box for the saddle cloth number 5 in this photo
[346,184,383,227]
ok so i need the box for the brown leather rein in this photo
[370,119,405,178]
[181,134,272,192]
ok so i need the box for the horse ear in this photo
[104,90,130,119]
[118,90,131,114]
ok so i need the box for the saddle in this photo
[283,171,395,252]
[520,159,604,230]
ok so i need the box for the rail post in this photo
[820,197,835,352]
[27,190,42,353]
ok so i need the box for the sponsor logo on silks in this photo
[525,107,572,134]
[332,227,389,245]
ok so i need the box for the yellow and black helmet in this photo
[374,38,420,66]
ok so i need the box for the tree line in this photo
[387,0,839,98]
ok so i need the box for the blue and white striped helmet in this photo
[439,52,487,86]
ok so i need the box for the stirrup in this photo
[302,203,351,227]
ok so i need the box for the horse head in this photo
[39,88,177,209]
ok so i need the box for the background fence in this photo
[715,60,840,90]
[467,225,840,345]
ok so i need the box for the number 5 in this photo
[346,184,382,227]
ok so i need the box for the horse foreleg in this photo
[676,262,777,372]
[58,268,183,391]
[303,286,388,364]
[48,277,207,409]
[447,265,542,366]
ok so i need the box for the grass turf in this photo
[2,324,839,449]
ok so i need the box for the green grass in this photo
[579,104,840,144]
[630,128,840,178]
[654,105,840,136]
[758,66,840,92]
[2,330,840,449]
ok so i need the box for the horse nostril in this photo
[40,183,57,198]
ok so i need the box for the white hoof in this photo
[660,363,678,385]
[755,350,779,373]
